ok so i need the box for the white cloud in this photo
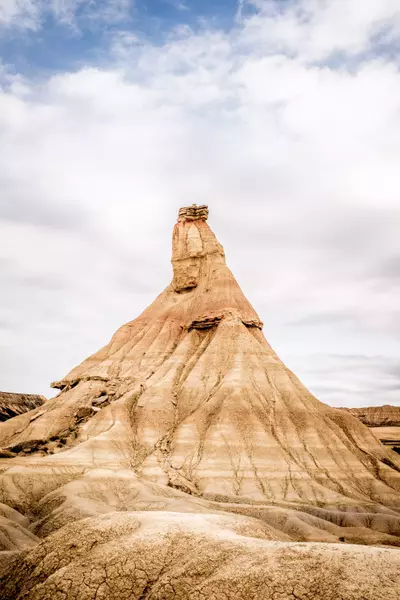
[290,354,400,408]
[0,1,400,406]
[245,0,400,61]
[0,0,39,29]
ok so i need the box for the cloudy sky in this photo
[1,0,400,407]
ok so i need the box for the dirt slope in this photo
[3,509,400,600]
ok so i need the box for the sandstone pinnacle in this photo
[1,205,399,505]
[1,207,400,599]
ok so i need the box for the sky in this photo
[0,0,400,408]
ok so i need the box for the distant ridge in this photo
[343,405,400,454]
[0,392,45,422]
[344,405,400,427]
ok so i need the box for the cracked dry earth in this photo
[1,205,400,599]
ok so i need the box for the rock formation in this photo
[345,405,400,427]
[1,206,400,599]
[344,405,400,454]
[0,393,45,423]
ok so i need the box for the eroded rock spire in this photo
[1,207,400,508]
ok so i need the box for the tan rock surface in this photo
[2,511,400,600]
[1,206,400,598]
[0,393,46,423]
[344,406,400,453]
[372,426,400,444]
[0,502,39,551]
[345,405,400,427]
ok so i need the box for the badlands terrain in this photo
[1,205,400,599]
[0,393,45,424]
[346,406,400,454]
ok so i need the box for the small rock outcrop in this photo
[0,392,45,422]
[178,204,209,221]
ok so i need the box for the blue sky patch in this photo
[0,0,245,75]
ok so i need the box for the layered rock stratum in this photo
[0,393,45,423]
[346,405,400,428]
[344,405,400,454]
[1,205,400,599]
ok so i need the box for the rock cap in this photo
[178,204,209,222]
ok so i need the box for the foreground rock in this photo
[1,205,400,599]
[0,393,45,423]
[3,509,400,600]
